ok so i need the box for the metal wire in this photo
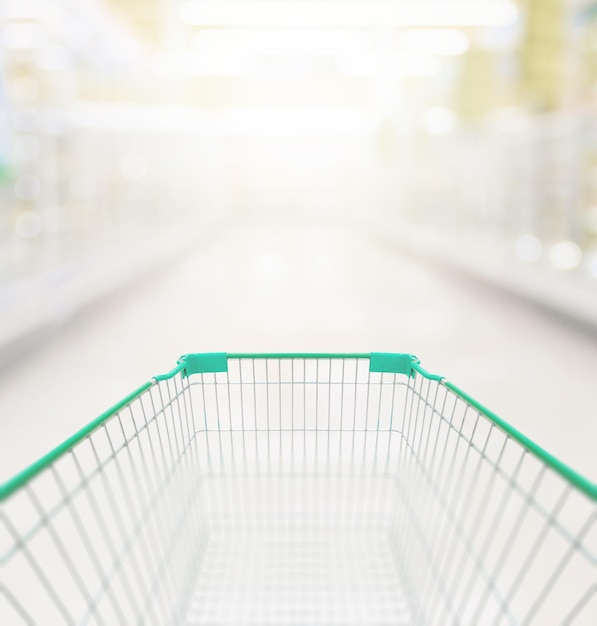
[1,357,595,625]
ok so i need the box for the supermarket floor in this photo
[1,215,596,482]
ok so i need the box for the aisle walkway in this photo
[1,217,596,480]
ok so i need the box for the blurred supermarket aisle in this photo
[2,0,597,494]
[1,215,596,483]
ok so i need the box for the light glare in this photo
[401,29,469,56]
[179,1,519,28]
[336,54,441,77]
[153,50,253,76]
[194,29,369,57]
[550,241,582,271]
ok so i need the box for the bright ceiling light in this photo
[398,56,442,77]
[401,29,469,56]
[222,107,374,136]
[336,54,441,77]
[153,50,254,76]
[194,29,369,57]
[179,1,518,28]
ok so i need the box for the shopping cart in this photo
[1,353,595,625]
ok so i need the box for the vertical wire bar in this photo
[116,399,174,621]
[183,373,199,436]
[350,359,358,433]
[370,372,385,539]
[226,360,234,445]
[339,358,346,432]
[127,413,176,623]
[500,484,573,613]
[386,378,447,624]
[396,373,426,604]
[114,407,174,624]
[382,374,399,528]
[69,448,141,621]
[50,464,126,624]
[425,415,500,626]
[171,374,206,621]
[166,376,198,597]
[213,371,222,431]
[252,359,258,431]
[279,358,283,437]
[387,373,412,612]
[419,380,440,464]
[239,358,246,432]
[414,384,448,545]
[485,465,550,626]
[1,512,75,625]
[400,376,462,625]
[416,394,463,610]
[88,429,150,621]
[1,582,35,626]
[412,377,433,461]
[412,380,445,624]
[561,584,597,626]
[421,387,450,492]
[138,466,205,626]
[303,357,307,434]
[392,372,423,622]
[420,405,483,623]
[464,446,534,623]
[157,375,207,622]
[315,359,319,431]
[446,429,511,613]
[139,388,186,622]
[154,381,193,611]
[387,373,397,432]
[200,374,210,432]
[25,486,105,625]
[522,508,596,625]
[147,383,183,619]
[327,358,332,433]
[290,358,295,431]
[375,373,383,432]
[409,378,438,579]
[364,363,371,431]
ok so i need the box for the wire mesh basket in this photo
[1,353,595,625]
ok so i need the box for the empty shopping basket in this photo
[1,353,595,625]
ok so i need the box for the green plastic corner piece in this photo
[370,353,416,376]
[182,353,228,376]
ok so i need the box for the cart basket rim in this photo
[1,352,595,502]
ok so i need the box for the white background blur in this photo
[0,0,596,482]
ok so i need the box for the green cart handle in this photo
[2,353,595,502]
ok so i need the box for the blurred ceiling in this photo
[104,0,164,46]
[102,0,525,48]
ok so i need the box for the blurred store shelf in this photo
[382,217,597,336]
[0,218,221,368]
